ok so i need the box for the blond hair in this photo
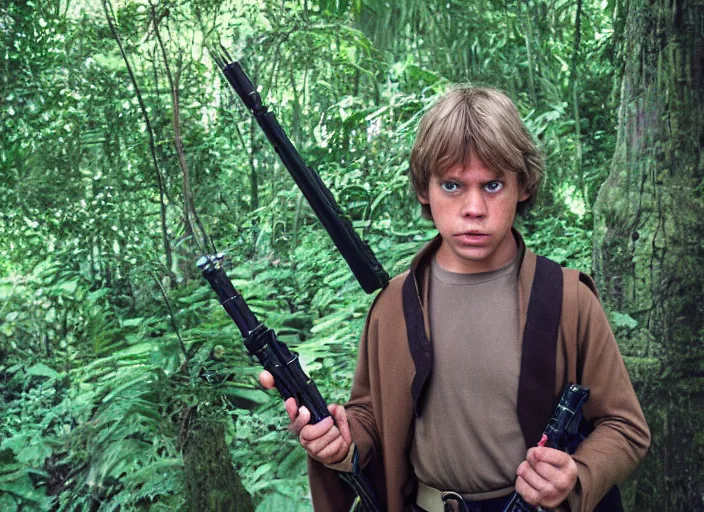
[409,86,543,218]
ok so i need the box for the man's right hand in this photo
[259,370,352,465]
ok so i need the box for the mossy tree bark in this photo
[593,0,704,510]
[183,415,255,512]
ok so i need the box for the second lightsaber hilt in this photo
[198,253,383,511]
[503,384,590,512]
[197,253,329,423]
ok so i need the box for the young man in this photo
[260,87,650,511]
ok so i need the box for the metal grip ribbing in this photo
[244,325,329,423]
[197,254,330,424]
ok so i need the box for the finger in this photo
[515,475,540,507]
[289,406,312,434]
[313,432,349,464]
[329,404,351,444]
[299,416,335,443]
[525,449,564,481]
[304,424,345,458]
[284,397,300,422]
[516,459,550,496]
[530,459,565,486]
[258,370,275,389]
[531,448,578,497]
[530,447,574,469]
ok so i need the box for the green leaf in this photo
[58,280,78,294]
[611,312,638,329]
[121,317,144,327]
[0,492,18,512]
[26,363,59,379]
[222,386,270,406]
[310,309,353,334]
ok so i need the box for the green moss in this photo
[183,416,254,512]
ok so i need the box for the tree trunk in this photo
[592,0,704,509]
[571,0,587,206]
[183,415,255,512]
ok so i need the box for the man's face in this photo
[417,154,529,274]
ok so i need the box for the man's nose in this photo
[461,188,487,218]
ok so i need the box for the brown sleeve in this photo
[317,308,384,473]
[308,296,383,511]
[570,281,651,511]
[344,303,382,470]
[307,456,355,512]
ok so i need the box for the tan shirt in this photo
[410,252,525,498]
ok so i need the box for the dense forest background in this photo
[1,0,702,510]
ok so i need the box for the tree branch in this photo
[101,0,175,287]
[149,0,210,255]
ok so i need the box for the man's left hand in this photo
[515,447,578,509]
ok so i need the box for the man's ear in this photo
[417,192,429,205]
[518,187,530,203]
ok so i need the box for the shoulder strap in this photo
[516,256,563,448]
[402,272,433,418]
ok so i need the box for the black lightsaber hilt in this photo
[210,50,389,295]
[543,384,590,451]
[503,384,590,512]
[197,254,330,423]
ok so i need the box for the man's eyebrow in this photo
[436,171,506,181]
[435,175,460,184]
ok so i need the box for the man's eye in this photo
[440,182,459,192]
[484,181,504,193]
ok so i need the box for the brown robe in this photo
[308,233,650,512]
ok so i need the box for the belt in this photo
[416,482,513,512]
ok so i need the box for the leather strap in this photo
[516,256,563,448]
[403,271,433,418]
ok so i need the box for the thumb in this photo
[258,370,275,389]
[329,404,351,445]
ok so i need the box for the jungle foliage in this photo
[0,0,701,510]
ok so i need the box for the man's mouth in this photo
[454,232,489,244]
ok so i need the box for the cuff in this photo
[322,442,357,473]
[566,474,583,512]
